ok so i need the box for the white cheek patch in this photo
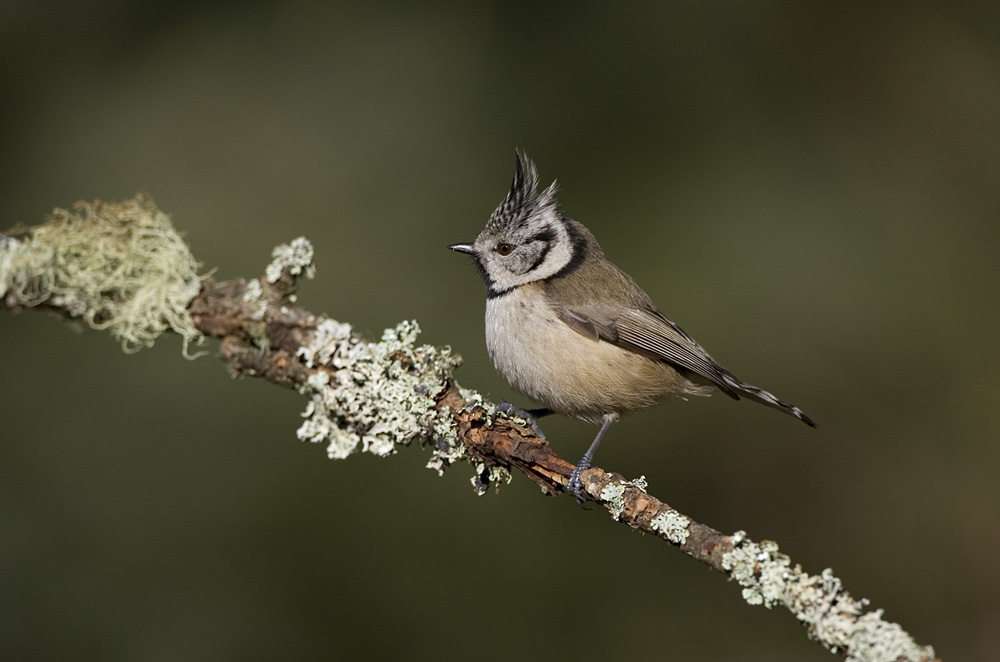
[531,223,574,280]
[516,208,576,279]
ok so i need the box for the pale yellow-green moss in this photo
[0,194,203,354]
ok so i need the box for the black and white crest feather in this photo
[486,151,560,235]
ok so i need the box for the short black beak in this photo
[448,243,475,254]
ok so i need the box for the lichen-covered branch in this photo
[1,196,938,662]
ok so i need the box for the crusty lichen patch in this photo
[0,193,203,354]
[721,531,935,661]
[266,236,315,284]
[650,509,690,545]
[296,318,460,460]
[601,475,647,520]
[426,411,465,476]
[469,462,512,496]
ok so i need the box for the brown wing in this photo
[556,306,740,399]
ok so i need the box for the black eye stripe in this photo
[527,240,553,273]
[529,228,557,244]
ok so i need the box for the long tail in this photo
[718,372,816,428]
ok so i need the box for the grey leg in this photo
[566,413,618,500]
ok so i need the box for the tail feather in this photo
[719,373,816,428]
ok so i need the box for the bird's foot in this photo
[566,450,595,503]
[566,466,587,502]
[493,401,550,439]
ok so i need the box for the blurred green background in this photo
[2,2,998,660]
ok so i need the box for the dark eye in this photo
[495,242,514,256]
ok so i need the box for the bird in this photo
[449,151,815,498]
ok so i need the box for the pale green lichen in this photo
[296,318,459,461]
[266,236,315,283]
[600,475,648,520]
[722,533,789,607]
[650,509,690,545]
[471,463,488,495]
[426,408,464,476]
[721,531,935,661]
[241,277,269,320]
[242,278,263,303]
[628,475,648,492]
[469,462,512,496]
[297,318,354,368]
[0,235,20,289]
[458,388,491,426]
[0,194,204,354]
[458,387,485,407]
[601,477,628,519]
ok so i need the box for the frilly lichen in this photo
[721,530,935,661]
[722,531,789,607]
[600,475,647,520]
[296,318,460,461]
[601,479,627,519]
[266,236,315,283]
[0,194,203,354]
[426,410,464,476]
[650,509,690,545]
[470,463,512,496]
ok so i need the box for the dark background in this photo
[2,2,998,660]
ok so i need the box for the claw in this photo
[566,466,586,502]
[493,401,550,439]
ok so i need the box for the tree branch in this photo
[1,196,938,662]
